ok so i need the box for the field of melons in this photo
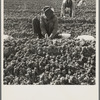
[3,0,96,85]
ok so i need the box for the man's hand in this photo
[63,16,66,19]
[49,33,55,39]
[45,34,49,39]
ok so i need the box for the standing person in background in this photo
[32,6,58,39]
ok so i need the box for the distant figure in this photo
[60,0,86,18]
[32,6,58,39]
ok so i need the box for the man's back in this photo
[64,0,73,8]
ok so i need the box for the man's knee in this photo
[32,16,40,30]
[32,16,39,24]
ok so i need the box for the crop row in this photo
[4,38,96,85]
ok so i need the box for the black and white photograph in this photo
[3,0,97,86]
[2,0,99,99]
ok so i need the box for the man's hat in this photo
[43,6,54,14]
[43,6,50,12]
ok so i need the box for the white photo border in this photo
[1,0,99,100]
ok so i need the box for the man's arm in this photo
[71,0,76,17]
[40,16,47,36]
[49,17,58,39]
[61,0,66,17]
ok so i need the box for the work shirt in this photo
[40,14,58,36]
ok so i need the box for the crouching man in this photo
[60,0,86,18]
[32,6,58,39]
[60,0,75,18]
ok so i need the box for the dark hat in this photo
[43,6,54,14]
[43,6,50,12]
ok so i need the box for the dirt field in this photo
[4,0,96,85]
[4,0,96,37]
